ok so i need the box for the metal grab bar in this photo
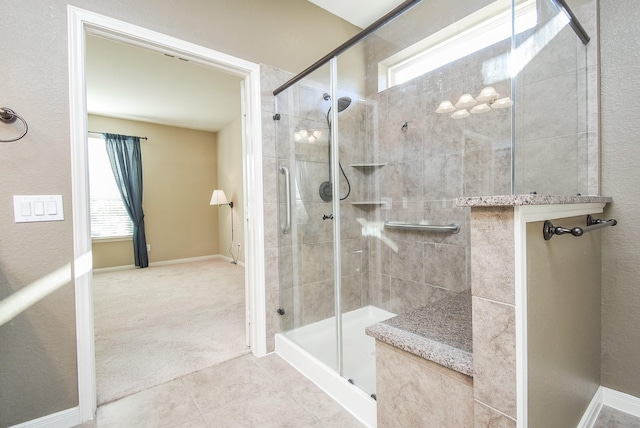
[279,164,291,234]
[543,215,617,240]
[384,221,460,234]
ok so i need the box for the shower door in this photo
[275,64,341,372]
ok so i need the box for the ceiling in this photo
[85,1,403,133]
[309,0,405,28]
[86,35,242,133]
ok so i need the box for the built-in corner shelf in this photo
[350,162,387,169]
[351,201,387,206]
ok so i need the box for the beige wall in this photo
[217,117,244,263]
[526,218,601,428]
[89,115,219,268]
[600,0,640,399]
[0,1,357,423]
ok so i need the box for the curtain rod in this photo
[88,130,148,140]
[272,0,423,96]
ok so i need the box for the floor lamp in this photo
[210,189,239,264]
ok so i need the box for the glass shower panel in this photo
[513,0,590,195]
[334,45,395,396]
[276,64,339,372]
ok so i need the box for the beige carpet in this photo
[93,257,249,405]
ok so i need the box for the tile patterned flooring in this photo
[94,353,365,428]
[594,406,640,428]
[91,351,640,428]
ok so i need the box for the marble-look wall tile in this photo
[369,272,391,311]
[474,401,516,428]
[470,207,515,305]
[376,342,474,428]
[587,130,599,195]
[389,160,425,201]
[521,25,578,86]
[341,274,363,313]
[472,296,516,419]
[279,285,304,331]
[389,239,425,284]
[519,133,580,195]
[262,157,278,200]
[518,71,579,142]
[390,278,455,315]
[340,237,366,276]
[423,154,464,200]
[387,79,425,124]
[423,113,465,158]
[262,113,277,159]
[423,200,470,246]
[380,116,426,163]
[300,241,335,285]
[263,202,279,251]
[298,201,333,245]
[424,243,468,292]
[301,279,335,325]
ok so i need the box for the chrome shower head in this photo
[337,97,351,112]
[323,93,352,112]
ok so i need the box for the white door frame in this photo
[67,6,266,422]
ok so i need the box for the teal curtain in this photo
[103,133,149,268]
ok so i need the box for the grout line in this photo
[475,398,517,422]
[180,376,209,426]
[472,294,516,308]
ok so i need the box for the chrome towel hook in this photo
[0,107,29,142]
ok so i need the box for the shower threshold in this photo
[275,305,395,428]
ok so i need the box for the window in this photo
[88,136,133,239]
[379,0,538,91]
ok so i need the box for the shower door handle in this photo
[279,164,291,234]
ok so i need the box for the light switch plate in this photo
[14,195,64,223]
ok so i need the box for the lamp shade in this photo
[455,93,477,108]
[476,86,499,102]
[210,189,228,206]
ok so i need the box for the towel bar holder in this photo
[543,215,617,240]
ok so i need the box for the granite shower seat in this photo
[365,290,473,376]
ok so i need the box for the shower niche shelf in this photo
[350,162,387,169]
[351,201,388,206]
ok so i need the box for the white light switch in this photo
[34,201,45,216]
[47,201,57,215]
[14,195,64,223]
[20,202,32,216]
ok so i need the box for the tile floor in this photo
[594,406,640,428]
[93,353,365,428]
[89,351,640,428]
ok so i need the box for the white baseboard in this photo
[150,254,222,267]
[578,386,604,428]
[579,386,640,428]
[9,407,82,428]
[216,254,245,267]
[603,387,640,418]
[93,254,237,272]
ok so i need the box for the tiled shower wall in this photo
[274,78,372,332]
[361,41,512,315]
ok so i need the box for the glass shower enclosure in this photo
[273,0,593,420]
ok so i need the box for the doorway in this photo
[68,6,266,422]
